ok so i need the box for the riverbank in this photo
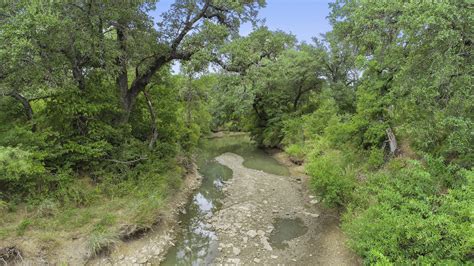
[0,163,201,265]
[88,164,203,265]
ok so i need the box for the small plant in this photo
[16,219,32,236]
[35,199,59,218]
[285,144,305,164]
[0,200,8,213]
[87,231,118,257]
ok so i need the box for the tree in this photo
[1,0,265,130]
[329,0,473,164]
[114,0,265,121]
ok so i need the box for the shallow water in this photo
[161,134,289,265]
[268,217,308,249]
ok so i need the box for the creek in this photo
[161,134,291,265]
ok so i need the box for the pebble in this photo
[228,258,241,264]
[260,237,273,251]
[247,230,258,238]
[232,247,241,256]
[254,258,261,263]
[302,211,319,218]
[271,255,278,259]
[310,199,319,204]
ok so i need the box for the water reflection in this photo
[161,134,289,265]
[269,217,308,249]
[161,158,230,266]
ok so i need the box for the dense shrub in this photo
[285,143,305,163]
[343,160,474,264]
[306,147,356,207]
[0,146,48,199]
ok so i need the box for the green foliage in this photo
[306,148,356,207]
[1,0,471,264]
[367,147,384,170]
[0,146,45,181]
[16,219,32,236]
[0,146,46,199]
[344,161,473,264]
[87,230,119,256]
[285,144,305,163]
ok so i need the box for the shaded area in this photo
[201,135,289,176]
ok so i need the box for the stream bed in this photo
[161,134,289,265]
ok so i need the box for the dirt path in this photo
[208,152,360,265]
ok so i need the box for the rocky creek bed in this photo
[208,152,360,265]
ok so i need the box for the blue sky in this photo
[149,0,333,43]
[240,0,332,42]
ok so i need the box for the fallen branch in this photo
[104,157,147,164]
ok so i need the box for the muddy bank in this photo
[88,166,202,265]
[208,152,361,265]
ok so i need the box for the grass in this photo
[0,170,183,259]
[16,219,32,236]
[88,230,119,256]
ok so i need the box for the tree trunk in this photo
[293,86,303,111]
[386,127,398,155]
[115,25,132,123]
[143,90,158,150]
[9,92,32,121]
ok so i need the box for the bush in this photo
[285,143,305,163]
[0,146,46,198]
[366,147,384,170]
[282,116,305,146]
[306,149,355,207]
[343,161,474,264]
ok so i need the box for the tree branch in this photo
[104,157,148,164]
[7,91,33,121]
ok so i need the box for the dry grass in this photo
[0,173,178,261]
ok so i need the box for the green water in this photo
[161,134,289,265]
[198,134,289,176]
[268,217,308,249]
